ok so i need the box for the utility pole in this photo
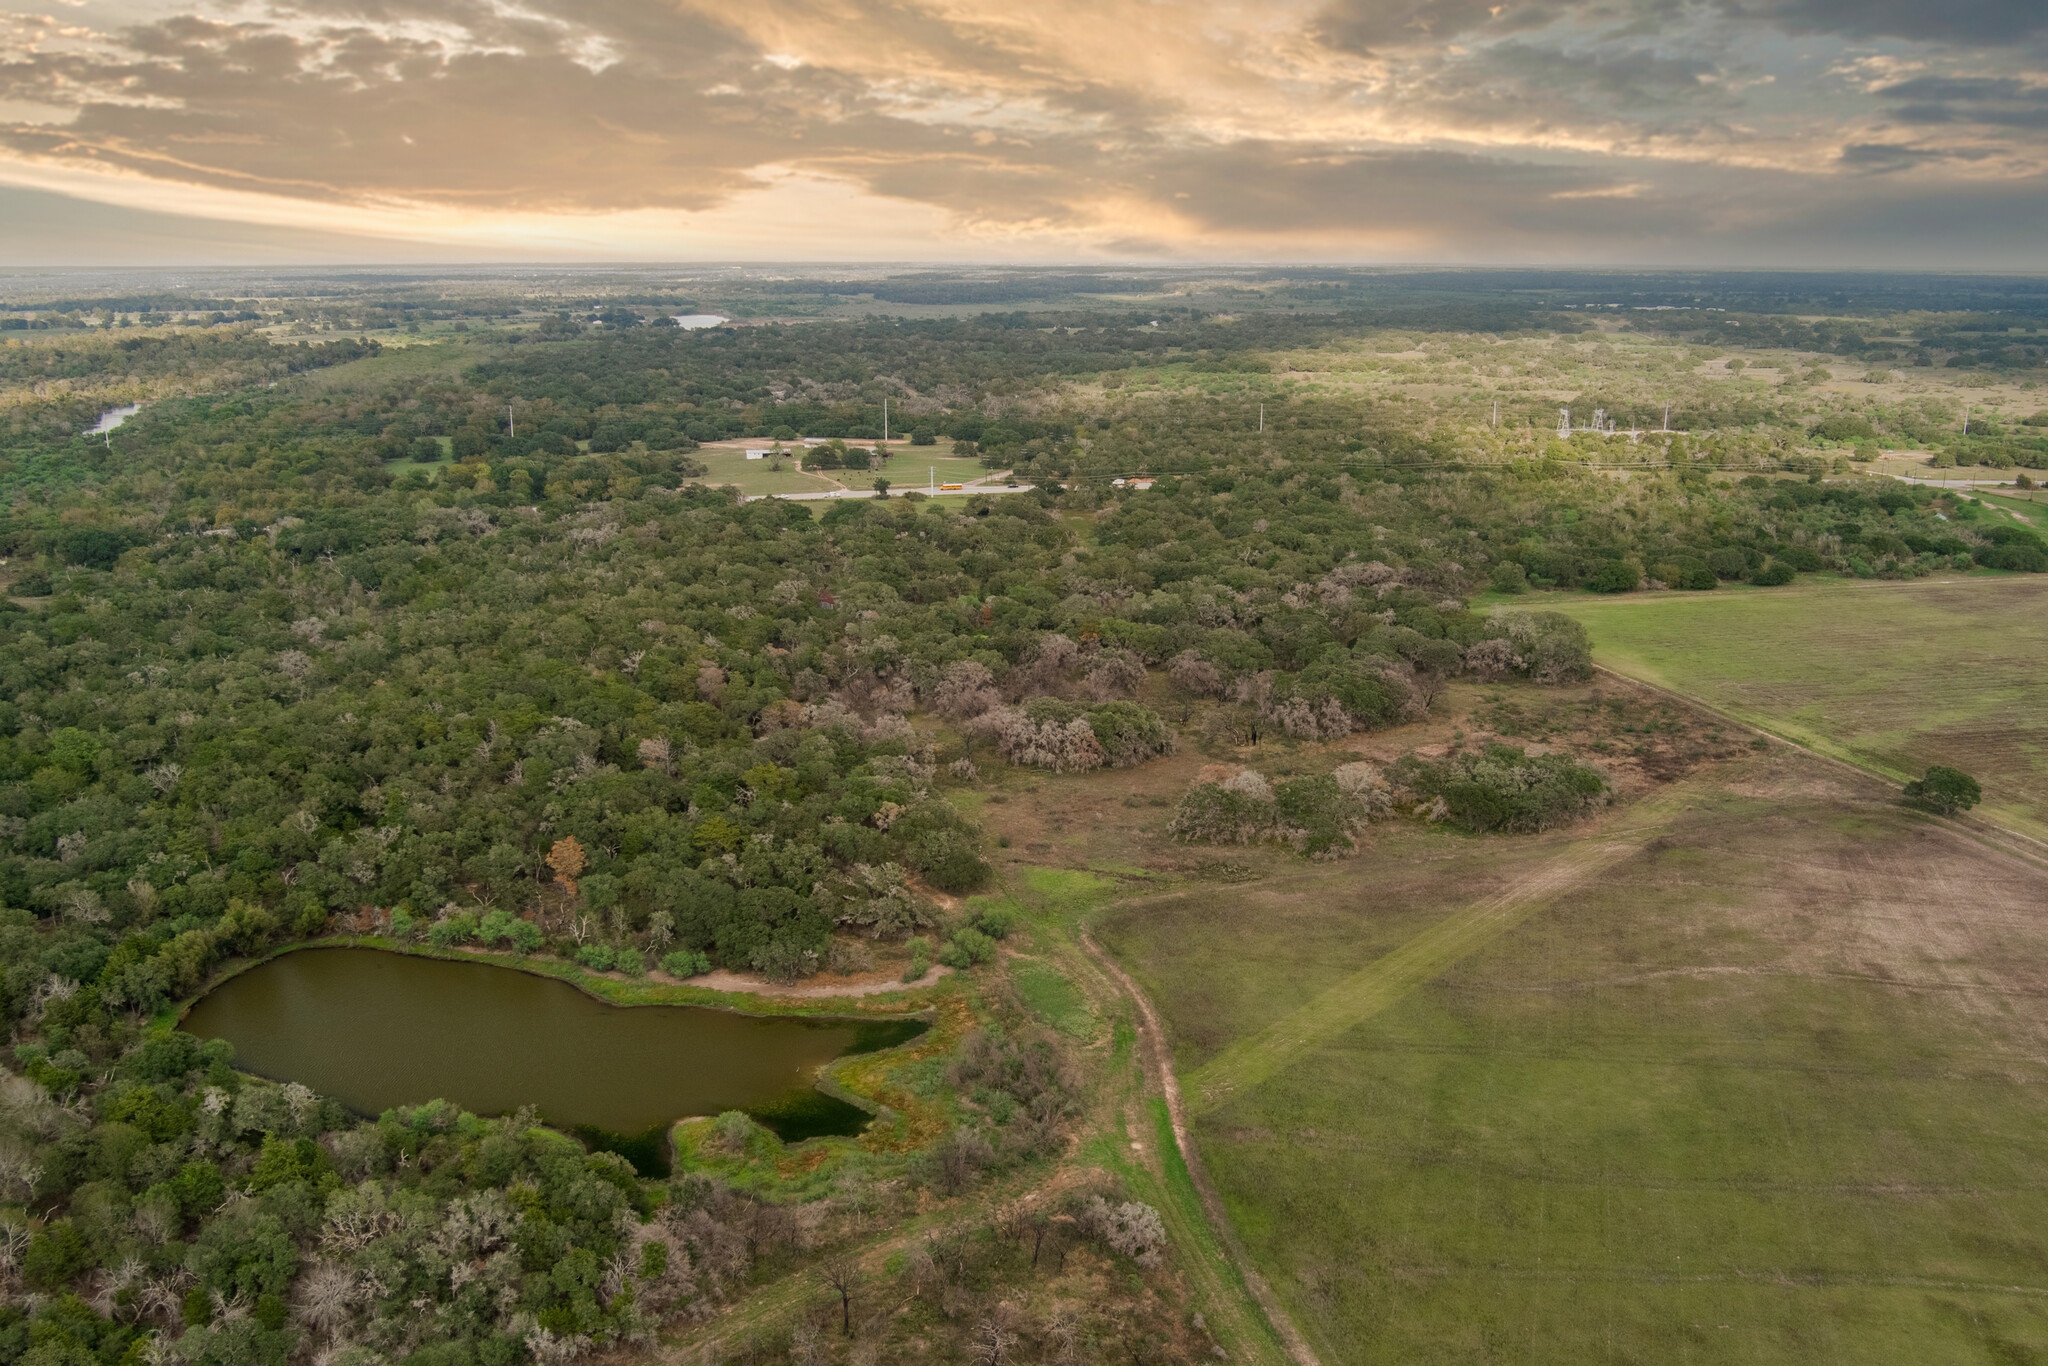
[929,466,935,494]
[507,403,515,439]
[1964,405,1971,436]
[883,396,889,443]
[1258,403,1264,433]
[1664,401,1670,433]
[1492,400,1498,427]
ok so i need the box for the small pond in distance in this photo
[86,403,141,435]
[181,949,923,1164]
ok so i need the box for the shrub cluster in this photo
[1392,744,1610,833]
[936,903,1016,971]
[973,698,1174,773]
[1169,762,1393,859]
[925,1028,1079,1193]
[658,949,712,978]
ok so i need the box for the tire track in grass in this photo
[1184,791,1695,1116]
[1080,1099,1296,1366]
[989,867,1300,1364]
[1082,927,1319,1366]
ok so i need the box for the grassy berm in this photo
[1099,747,2048,1363]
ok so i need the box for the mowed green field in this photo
[896,454,993,488]
[1532,575,2048,840]
[1099,754,2048,1364]
[692,446,996,494]
[690,446,839,496]
[831,453,992,491]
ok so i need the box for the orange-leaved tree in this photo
[546,836,587,897]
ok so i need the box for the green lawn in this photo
[382,434,455,479]
[691,447,840,496]
[836,454,994,491]
[1099,759,2048,1363]
[693,446,999,495]
[1532,574,2048,839]
[297,337,472,389]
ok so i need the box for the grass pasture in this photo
[1534,575,2048,839]
[1099,752,2048,1363]
[1975,488,2048,520]
[689,445,840,496]
[690,445,995,495]
[834,453,991,491]
[1010,959,1095,1038]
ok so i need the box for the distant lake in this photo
[181,949,923,1157]
[672,314,729,329]
[86,403,140,434]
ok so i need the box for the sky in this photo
[1,0,2046,267]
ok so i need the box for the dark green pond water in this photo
[180,949,923,1164]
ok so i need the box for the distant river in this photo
[180,948,922,1151]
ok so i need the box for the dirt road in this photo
[1080,927,1326,1366]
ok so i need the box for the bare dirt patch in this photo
[683,963,954,998]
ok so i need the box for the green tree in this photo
[22,1220,91,1290]
[189,1212,300,1302]
[1903,766,1981,816]
[1589,559,1639,593]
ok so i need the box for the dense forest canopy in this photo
[3,287,2042,1004]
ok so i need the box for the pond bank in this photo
[685,963,955,998]
[180,947,928,1150]
[179,932,944,1026]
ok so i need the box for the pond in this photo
[86,403,141,435]
[180,948,924,1169]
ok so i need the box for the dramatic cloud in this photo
[0,0,2043,263]
[1875,76,2048,131]
[1718,0,2048,44]
[1314,0,1550,54]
